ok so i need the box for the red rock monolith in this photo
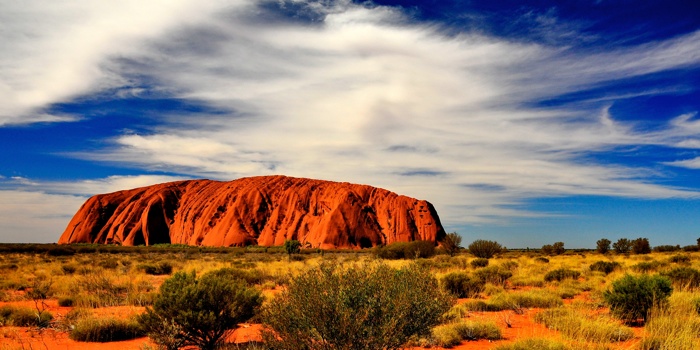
[58,175,445,249]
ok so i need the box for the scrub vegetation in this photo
[1,241,700,349]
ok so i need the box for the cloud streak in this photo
[1,1,700,234]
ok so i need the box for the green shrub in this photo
[431,321,501,347]
[375,241,436,259]
[534,308,633,342]
[468,240,502,259]
[62,264,77,275]
[654,245,681,253]
[283,239,301,256]
[0,305,52,327]
[470,258,489,268]
[58,296,75,307]
[452,321,501,341]
[441,232,462,257]
[474,266,512,286]
[261,262,453,350]
[596,238,611,254]
[138,261,173,275]
[604,274,673,324]
[661,267,700,289]
[441,272,484,298]
[632,238,652,254]
[589,261,621,275]
[70,317,144,342]
[669,254,691,264]
[98,258,119,269]
[202,267,270,286]
[139,270,263,350]
[544,268,580,282]
[632,260,665,273]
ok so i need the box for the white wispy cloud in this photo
[1,1,699,236]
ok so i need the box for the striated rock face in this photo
[58,176,445,249]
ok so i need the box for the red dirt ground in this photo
[1,294,643,350]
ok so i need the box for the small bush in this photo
[632,260,665,273]
[661,267,700,289]
[604,274,673,324]
[139,270,263,350]
[62,264,77,275]
[98,258,119,269]
[430,323,461,347]
[474,266,512,286]
[0,306,52,327]
[431,321,502,347]
[441,272,485,298]
[589,261,621,275]
[374,241,436,259]
[202,267,270,286]
[669,254,691,264]
[70,317,144,342]
[470,258,489,268]
[544,268,580,282]
[58,296,75,307]
[138,261,173,275]
[654,245,681,253]
[468,240,502,259]
[534,308,633,342]
[534,256,549,263]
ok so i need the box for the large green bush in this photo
[441,272,485,298]
[468,240,503,259]
[139,269,262,350]
[604,274,672,324]
[261,262,453,350]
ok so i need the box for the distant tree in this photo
[596,238,611,254]
[552,242,565,255]
[613,238,632,254]
[541,244,553,255]
[541,242,565,256]
[631,238,651,255]
[284,239,301,257]
[697,237,700,248]
[441,232,462,257]
[468,240,502,259]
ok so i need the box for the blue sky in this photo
[1,0,700,248]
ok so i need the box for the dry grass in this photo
[3,247,700,349]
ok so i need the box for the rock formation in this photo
[58,175,445,249]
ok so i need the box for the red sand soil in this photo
[1,293,643,350]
